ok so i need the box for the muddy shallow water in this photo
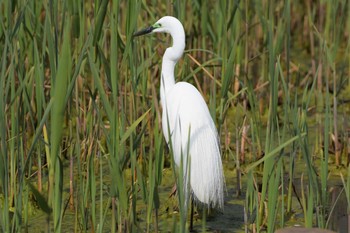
[24,156,348,232]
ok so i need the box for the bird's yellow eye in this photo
[153,23,162,28]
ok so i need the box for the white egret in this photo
[134,16,224,212]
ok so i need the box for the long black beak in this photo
[133,26,154,37]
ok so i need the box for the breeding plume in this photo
[134,16,224,210]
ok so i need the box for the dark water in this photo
[23,156,348,232]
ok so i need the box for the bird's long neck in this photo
[160,28,185,107]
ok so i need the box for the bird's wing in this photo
[162,82,224,208]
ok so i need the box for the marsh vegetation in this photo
[0,0,349,232]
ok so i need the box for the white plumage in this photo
[134,16,224,210]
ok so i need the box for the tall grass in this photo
[0,1,349,232]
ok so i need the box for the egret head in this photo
[133,16,183,37]
[134,16,186,65]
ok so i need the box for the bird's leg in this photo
[201,205,207,232]
[189,197,194,232]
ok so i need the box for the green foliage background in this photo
[0,0,349,232]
